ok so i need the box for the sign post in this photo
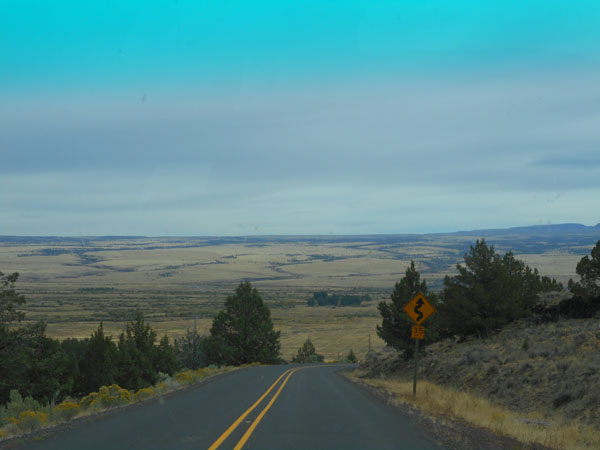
[403,293,435,396]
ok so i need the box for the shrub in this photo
[96,385,131,408]
[553,392,574,408]
[175,371,196,385]
[134,387,155,402]
[53,401,80,421]
[0,391,42,426]
[12,410,48,432]
[154,382,169,395]
[79,392,100,410]
[79,385,131,410]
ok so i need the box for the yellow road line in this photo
[207,368,294,450]
[233,367,308,450]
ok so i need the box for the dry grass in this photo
[344,372,600,450]
[274,304,386,361]
[39,304,387,362]
[0,235,587,362]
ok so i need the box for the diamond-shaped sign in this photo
[403,293,435,325]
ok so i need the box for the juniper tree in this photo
[292,338,323,363]
[377,261,437,359]
[346,349,357,363]
[175,325,205,369]
[568,240,600,298]
[204,282,280,366]
[116,311,158,390]
[0,271,26,326]
[76,323,118,395]
[439,239,562,340]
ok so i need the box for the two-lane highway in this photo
[5,365,441,450]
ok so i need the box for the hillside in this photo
[354,314,600,449]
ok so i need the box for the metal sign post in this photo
[413,338,419,396]
[404,294,435,397]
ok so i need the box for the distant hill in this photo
[451,223,600,237]
[1,223,599,246]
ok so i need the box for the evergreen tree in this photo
[377,261,437,359]
[175,326,205,369]
[153,335,179,376]
[76,323,118,395]
[61,337,89,393]
[0,271,26,326]
[292,338,323,363]
[116,311,157,390]
[0,321,72,404]
[439,239,561,340]
[205,282,280,365]
[346,349,357,363]
[568,240,600,298]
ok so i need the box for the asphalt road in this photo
[7,365,441,450]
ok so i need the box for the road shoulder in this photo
[339,369,550,450]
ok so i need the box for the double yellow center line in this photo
[208,367,309,450]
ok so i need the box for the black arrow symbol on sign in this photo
[414,298,424,322]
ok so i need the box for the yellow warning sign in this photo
[411,326,425,339]
[403,293,435,325]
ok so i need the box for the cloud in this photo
[2,72,600,235]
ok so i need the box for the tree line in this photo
[307,292,372,307]
[0,280,281,406]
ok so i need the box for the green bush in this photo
[292,339,324,363]
[346,349,357,363]
[0,391,41,426]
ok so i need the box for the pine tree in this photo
[439,239,562,340]
[205,282,280,365]
[0,271,26,326]
[116,311,157,390]
[346,349,357,363]
[568,240,600,298]
[377,261,437,359]
[153,335,179,376]
[76,323,118,395]
[175,325,205,369]
[292,338,323,363]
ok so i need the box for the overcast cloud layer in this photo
[1,1,599,236]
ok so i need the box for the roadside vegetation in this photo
[0,366,235,441]
[291,338,324,363]
[355,239,600,450]
[0,280,279,441]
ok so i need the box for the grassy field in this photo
[1,228,598,360]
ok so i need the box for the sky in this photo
[1,0,600,236]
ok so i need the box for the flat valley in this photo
[2,223,599,360]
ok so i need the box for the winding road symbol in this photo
[414,298,425,322]
[403,293,435,325]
